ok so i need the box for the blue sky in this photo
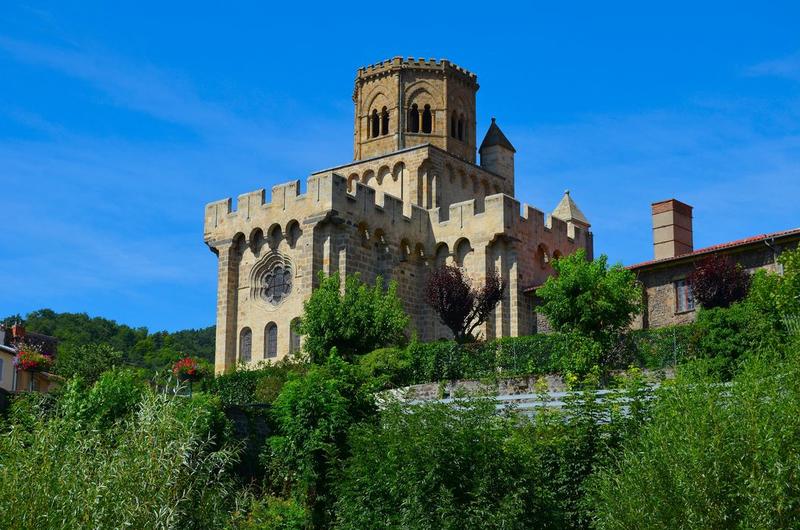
[1,1,799,331]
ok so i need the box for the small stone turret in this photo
[552,189,591,242]
[479,118,515,182]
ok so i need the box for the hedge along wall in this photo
[406,324,695,385]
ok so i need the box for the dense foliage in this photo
[2,309,215,372]
[208,359,307,405]
[0,370,237,529]
[424,265,505,342]
[263,356,377,527]
[688,253,751,308]
[54,343,124,383]
[591,345,800,529]
[354,329,690,388]
[335,374,649,530]
[298,273,409,363]
[535,250,641,344]
[748,246,800,329]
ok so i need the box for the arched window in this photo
[290,318,302,354]
[408,104,420,133]
[371,110,380,139]
[286,220,302,248]
[455,238,472,267]
[265,323,278,358]
[450,111,457,138]
[239,327,252,363]
[381,107,389,135]
[422,104,432,133]
[457,114,464,141]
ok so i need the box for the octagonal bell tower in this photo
[353,57,479,163]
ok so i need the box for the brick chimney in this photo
[11,322,25,339]
[651,199,693,259]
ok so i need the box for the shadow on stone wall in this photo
[224,403,273,483]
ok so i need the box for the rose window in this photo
[261,264,292,305]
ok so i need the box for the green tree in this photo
[536,250,641,345]
[54,343,124,384]
[298,273,409,363]
[263,355,376,528]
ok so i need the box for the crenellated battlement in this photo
[356,56,477,84]
[205,170,589,252]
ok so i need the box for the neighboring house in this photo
[0,324,61,393]
[628,199,800,329]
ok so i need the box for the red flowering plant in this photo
[14,347,53,373]
[172,356,208,382]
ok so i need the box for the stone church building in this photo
[204,57,593,372]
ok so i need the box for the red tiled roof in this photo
[627,227,800,270]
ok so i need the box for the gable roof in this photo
[628,227,800,270]
[552,190,590,226]
[479,118,516,153]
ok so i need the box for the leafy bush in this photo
[229,495,309,529]
[356,347,412,388]
[690,302,778,374]
[617,325,696,369]
[747,247,800,330]
[298,273,409,363]
[209,360,306,406]
[589,350,800,529]
[54,342,124,383]
[263,355,377,527]
[59,368,147,428]
[0,380,238,529]
[689,253,751,309]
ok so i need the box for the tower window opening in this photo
[457,114,464,141]
[450,111,457,138]
[408,104,420,133]
[422,104,432,133]
[370,110,380,138]
[381,106,389,135]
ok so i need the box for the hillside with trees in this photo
[1,309,215,372]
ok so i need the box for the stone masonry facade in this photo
[204,57,593,372]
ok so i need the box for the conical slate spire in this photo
[552,189,590,227]
[479,117,516,153]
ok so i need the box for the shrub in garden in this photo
[0,376,238,529]
[263,355,376,527]
[54,342,123,383]
[356,347,412,389]
[747,247,800,331]
[688,253,751,309]
[690,302,778,374]
[209,360,307,406]
[229,494,309,529]
[424,265,505,342]
[298,273,409,363]
[589,350,800,529]
[58,368,147,428]
[536,250,641,346]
